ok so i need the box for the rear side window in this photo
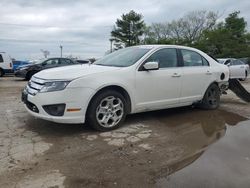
[0,55,3,63]
[233,60,244,65]
[181,49,209,67]
[59,59,73,65]
[202,57,209,66]
[43,59,59,66]
[145,48,178,68]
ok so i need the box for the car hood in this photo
[17,64,32,69]
[34,64,122,80]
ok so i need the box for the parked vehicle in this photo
[13,60,31,72]
[239,57,250,66]
[15,57,78,80]
[218,58,249,80]
[0,52,13,77]
[76,59,91,64]
[22,45,229,131]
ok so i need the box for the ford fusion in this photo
[22,45,229,131]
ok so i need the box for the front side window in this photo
[145,48,178,68]
[224,60,231,65]
[233,60,244,65]
[181,49,208,67]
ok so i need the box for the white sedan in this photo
[218,58,249,80]
[22,45,229,131]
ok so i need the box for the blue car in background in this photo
[12,60,31,72]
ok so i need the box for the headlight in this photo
[20,67,28,70]
[40,81,70,93]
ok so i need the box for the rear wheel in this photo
[0,69,4,77]
[200,83,220,110]
[239,71,248,81]
[86,90,128,131]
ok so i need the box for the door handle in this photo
[172,73,181,77]
[206,71,212,75]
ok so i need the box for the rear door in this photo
[179,49,213,103]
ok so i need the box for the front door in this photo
[135,48,182,112]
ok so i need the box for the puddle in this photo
[3,105,248,188]
[155,115,250,188]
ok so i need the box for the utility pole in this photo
[109,38,114,53]
[60,45,63,57]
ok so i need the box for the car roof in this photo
[132,45,211,55]
[134,44,200,50]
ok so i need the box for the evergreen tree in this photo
[111,10,145,49]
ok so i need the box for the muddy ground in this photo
[0,76,250,188]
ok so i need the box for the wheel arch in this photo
[86,85,132,115]
[0,68,5,76]
[201,81,219,98]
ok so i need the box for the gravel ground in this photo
[0,76,250,188]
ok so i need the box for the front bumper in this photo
[15,69,28,78]
[22,87,94,124]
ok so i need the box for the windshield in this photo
[94,47,150,67]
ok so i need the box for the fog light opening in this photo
[43,104,66,116]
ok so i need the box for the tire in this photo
[0,69,4,77]
[200,83,220,110]
[239,71,248,81]
[86,90,128,131]
[25,71,35,80]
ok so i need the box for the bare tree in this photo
[145,10,219,45]
[40,49,50,58]
[180,10,218,42]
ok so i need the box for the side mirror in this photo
[41,62,47,66]
[143,61,159,71]
[225,63,231,66]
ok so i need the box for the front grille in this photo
[26,76,45,95]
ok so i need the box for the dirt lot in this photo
[0,76,250,188]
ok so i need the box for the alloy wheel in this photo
[96,96,124,128]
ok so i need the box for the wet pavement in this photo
[0,76,250,188]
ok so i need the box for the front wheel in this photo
[200,83,220,110]
[86,90,127,131]
[0,69,4,77]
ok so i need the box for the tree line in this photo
[111,10,250,58]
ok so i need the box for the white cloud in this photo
[0,0,249,60]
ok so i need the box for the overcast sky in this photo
[0,0,249,60]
